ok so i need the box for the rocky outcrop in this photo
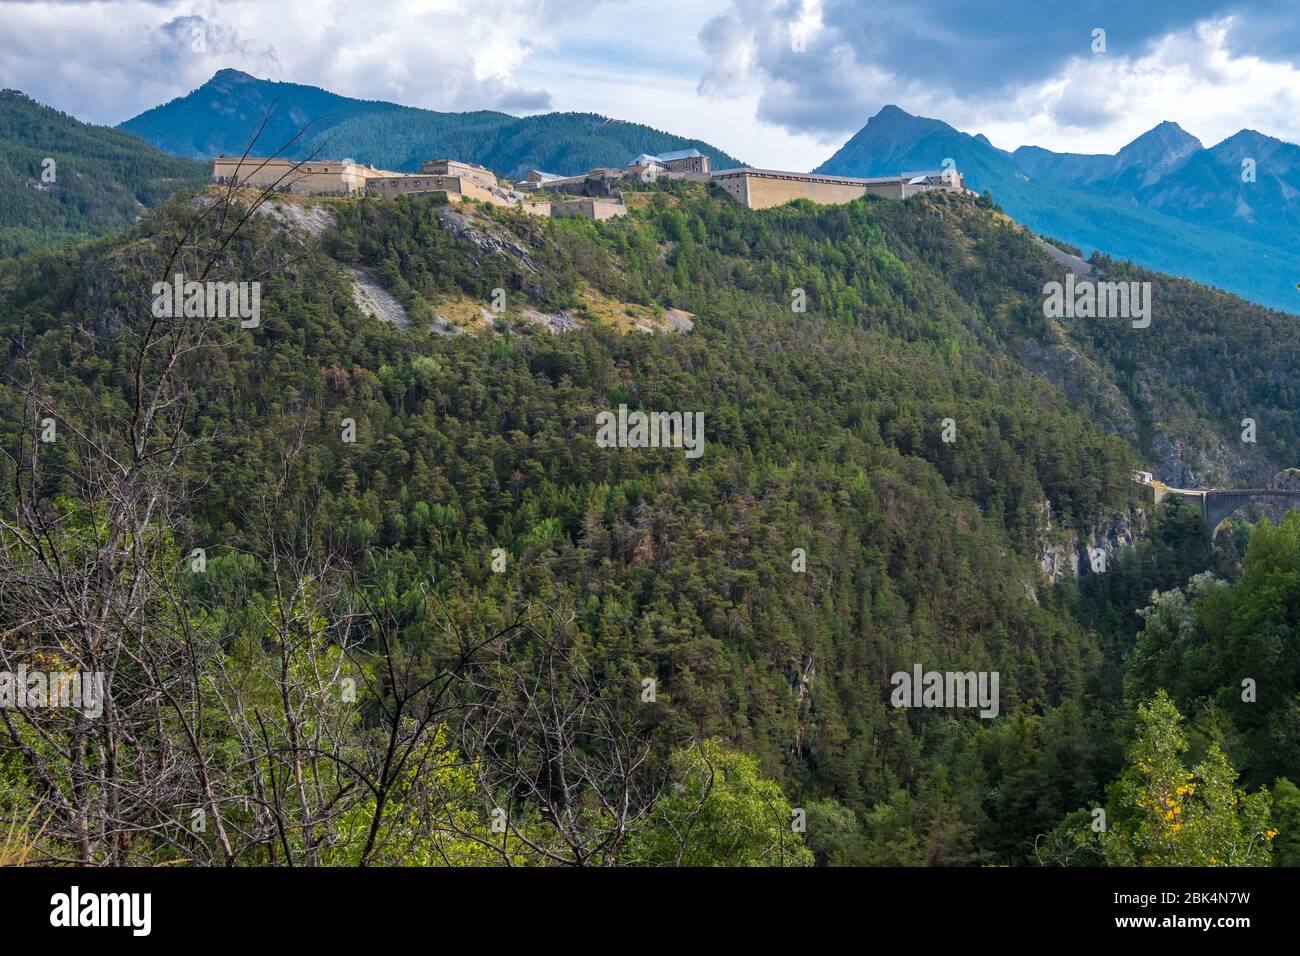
[346,266,410,328]
[435,205,538,275]
[254,198,337,239]
[1035,238,1094,276]
[1035,499,1147,584]
[661,308,695,332]
[1262,468,1300,524]
[517,306,581,334]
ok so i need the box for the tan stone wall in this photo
[711,171,934,208]
[661,170,712,184]
[548,199,627,220]
[368,175,454,197]
[367,175,509,206]
[862,181,907,200]
[368,174,468,199]
[711,173,750,205]
[588,200,626,220]
[210,157,385,196]
[420,160,498,189]
[740,174,874,209]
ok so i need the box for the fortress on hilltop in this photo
[209,146,968,218]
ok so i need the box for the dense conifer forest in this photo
[0,91,207,258]
[0,177,1295,866]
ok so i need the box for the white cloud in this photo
[941,18,1300,154]
[514,0,826,168]
[3,0,1300,172]
[0,0,576,124]
[695,2,1300,161]
[3,0,824,167]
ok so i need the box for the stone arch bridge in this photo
[1134,469,1300,537]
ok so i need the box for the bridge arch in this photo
[1141,472,1300,539]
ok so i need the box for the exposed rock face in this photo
[346,266,410,328]
[1013,260,1288,492]
[1148,433,1202,488]
[1083,509,1143,565]
[517,306,581,334]
[435,206,538,274]
[1035,238,1094,276]
[1145,427,1283,490]
[1018,336,1290,492]
[248,199,413,329]
[661,308,695,332]
[788,654,815,758]
[1262,468,1300,523]
[255,199,337,238]
[1038,539,1080,583]
[1036,500,1078,583]
[1035,499,1146,584]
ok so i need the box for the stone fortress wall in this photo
[209,156,405,196]
[420,159,500,190]
[367,173,504,205]
[544,198,627,220]
[710,167,965,210]
[211,147,966,219]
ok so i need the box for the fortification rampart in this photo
[548,198,626,220]
[367,174,505,205]
[711,167,962,209]
[419,159,498,189]
[209,156,403,196]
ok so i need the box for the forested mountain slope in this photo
[1014,124,1300,250]
[818,105,1300,315]
[120,69,743,177]
[1,179,1294,865]
[0,90,206,257]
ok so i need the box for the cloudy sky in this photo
[4,0,1300,169]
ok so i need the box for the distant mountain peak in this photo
[203,68,264,91]
[1125,119,1200,147]
[118,71,742,176]
[814,102,990,186]
[861,104,945,134]
[1115,121,1203,171]
[1210,127,1299,170]
[813,105,1300,314]
[1215,127,1281,150]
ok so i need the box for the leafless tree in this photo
[444,606,667,866]
[0,108,679,868]
[0,111,343,865]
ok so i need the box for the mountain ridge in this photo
[817,105,1300,314]
[119,69,744,178]
[0,89,207,257]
